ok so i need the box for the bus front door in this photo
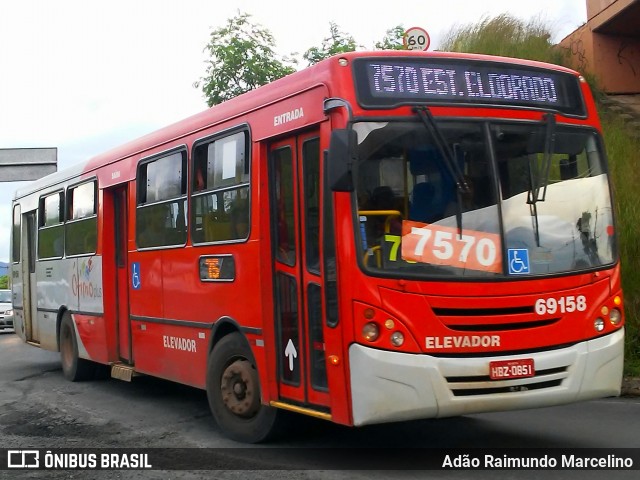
[269,132,330,412]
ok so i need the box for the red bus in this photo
[10,51,624,442]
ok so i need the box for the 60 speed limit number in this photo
[404,27,430,51]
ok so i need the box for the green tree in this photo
[374,25,406,50]
[0,276,8,289]
[303,22,359,65]
[195,12,296,107]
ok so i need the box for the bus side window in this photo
[65,181,97,256]
[38,191,64,259]
[136,150,187,249]
[191,129,250,244]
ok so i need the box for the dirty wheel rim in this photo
[220,359,259,418]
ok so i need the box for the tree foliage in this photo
[196,14,413,106]
[0,276,8,289]
[374,25,406,50]
[303,22,359,65]
[195,12,296,107]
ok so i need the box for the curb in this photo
[621,377,640,397]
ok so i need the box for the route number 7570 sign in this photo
[399,220,502,273]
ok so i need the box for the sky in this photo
[0,0,588,264]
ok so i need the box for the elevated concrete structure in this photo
[0,148,57,182]
[560,0,640,94]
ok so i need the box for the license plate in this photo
[489,358,535,380]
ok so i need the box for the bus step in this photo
[110,364,139,382]
[269,401,332,421]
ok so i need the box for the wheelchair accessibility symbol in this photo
[131,262,141,290]
[508,249,530,275]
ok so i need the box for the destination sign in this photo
[199,255,235,282]
[353,58,585,116]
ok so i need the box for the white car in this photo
[0,289,14,332]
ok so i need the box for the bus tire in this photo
[206,332,282,443]
[59,312,95,382]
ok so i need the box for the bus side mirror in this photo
[327,129,356,192]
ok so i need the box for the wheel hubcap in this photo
[220,359,259,418]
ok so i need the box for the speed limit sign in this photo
[404,27,430,51]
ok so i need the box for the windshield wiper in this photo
[528,113,556,205]
[414,107,469,233]
[527,113,556,246]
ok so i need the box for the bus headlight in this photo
[362,322,379,342]
[390,331,404,347]
[594,318,605,332]
[609,308,622,326]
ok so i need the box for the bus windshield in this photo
[353,119,616,278]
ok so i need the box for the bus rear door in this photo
[269,131,330,412]
[104,185,132,364]
[21,211,38,343]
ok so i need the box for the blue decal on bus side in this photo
[131,262,141,289]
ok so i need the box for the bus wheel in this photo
[59,312,95,381]
[206,332,282,443]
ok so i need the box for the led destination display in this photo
[353,58,585,116]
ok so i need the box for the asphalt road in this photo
[1,330,640,480]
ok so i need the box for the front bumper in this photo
[0,314,14,330]
[349,328,624,426]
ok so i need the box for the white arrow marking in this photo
[284,339,297,371]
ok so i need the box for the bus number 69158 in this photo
[534,295,587,315]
